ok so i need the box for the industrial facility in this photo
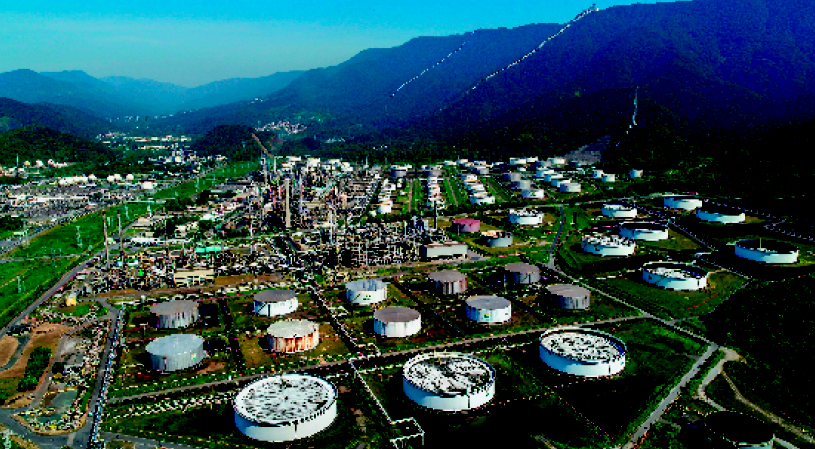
[420,241,468,260]
[580,233,636,257]
[402,352,496,411]
[146,334,206,372]
[546,284,591,310]
[234,374,338,442]
[641,261,709,291]
[150,300,199,329]
[663,195,703,210]
[734,239,799,264]
[464,296,512,324]
[428,270,467,295]
[345,279,388,305]
[504,262,541,285]
[253,290,299,317]
[619,222,670,241]
[539,327,626,377]
[266,319,320,353]
[601,203,637,219]
[696,203,746,223]
[373,306,422,338]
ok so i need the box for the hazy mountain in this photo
[0,97,112,139]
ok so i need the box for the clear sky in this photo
[0,0,680,87]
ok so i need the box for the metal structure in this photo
[254,290,299,316]
[150,300,199,329]
[420,241,467,260]
[402,352,496,411]
[539,327,626,377]
[464,296,512,324]
[559,182,581,193]
[373,306,421,338]
[642,261,709,291]
[504,262,541,284]
[451,218,481,233]
[482,230,513,248]
[266,319,320,353]
[345,279,388,305]
[734,239,799,264]
[663,195,703,210]
[696,203,746,223]
[580,233,636,256]
[508,209,544,225]
[428,270,467,295]
[234,374,338,442]
[619,222,669,241]
[546,284,591,310]
[601,203,637,219]
[146,334,205,372]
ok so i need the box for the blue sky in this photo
[1,0,680,87]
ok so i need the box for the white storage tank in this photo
[402,352,496,411]
[506,172,523,182]
[504,262,541,284]
[511,179,532,190]
[151,300,199,329]
[509,209,544,225]
[465,296,512,324]
[234,374,338,442]
[482,230,513,247]
[146,334,205,372]
[601,173,616,183]
[629,169,644,178]
[581,233,636,257]
[469,193,495,205]
[602,204,637,219]
[591,169,604,179]
[345,279,387,305]
[428,270,467,295]
[641,261,709,291]
[696,204,746,224]
[734,239,799,264]
[539,327,626,377]
[266,319,320,353]
[374,307,421,337]
[663,195,703,210]
[253,290,299,317]
[619,222,669,241]
[546,284,591,310]
[559,182,581,193]
[521,189,545,199]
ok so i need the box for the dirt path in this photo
[0,337,19,368]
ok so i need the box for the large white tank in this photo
[509,209,544,225]
[253,290,299,317]
[146,334,205,372]
[234,374,338,442]
[629,169,644,178]
[373,307,421,338]
[734,239,799,264]
[465,296,512,324]
[402,352,496,411]
[601,173,616,183]
[642,262,709,291]
[696,204,746,224]
[546,284,591,310]
[266,319,320,353]
[470,193,495,205]
[602,204,637,219]
[539,327,626,377]
[521,189,545,199]
[559,182,581,193]
[619,222,669,241]
[428,270,467,295]
[663,195,703,210]
[345,279,387,305]
[581,233,636,256]
[504,262,541,284]
[150,300,199,329]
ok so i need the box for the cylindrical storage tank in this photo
[469,194,495,205]
[699,411,775,449]
[663,195,703,210]
[602,204,637,219]
[402,352,496,411]
[151,300,199,329]
[345,279,387,305]
[473,166,489,175]
[141,181,155,190]
[581,233,636,256]
[451,218,481,233]
[146,334,205,372]
[642,262,709,291]
[560,182,582,193]
[465,296,512,324]
[234,374,338,442]
[551,177,572,188]
[734,239,799,264]
[521,189,545,199]
[601,173,616,183]
[536,168,555,179]
[549,157,566,166]
[511,179,532,190]
[390,167,407,178]
[546,284,591,310]
[253,290,299,317]
[482,230,513,247]
[373,307,421,337]
[619,222,669,241]
[509,158,527,166]
[592,169,604,179]
[696,204,746,224]
[504,262,541,284]
[266,319,320,353]
[376,203,393,214]
[509,209,544,225]
[544,173,563,183]
[506,172,523,182]
[428,270,467,295]
[629,169,644,178]
[539,327,626,377]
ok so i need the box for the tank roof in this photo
[346,278,386,291]
[374,306,421,323]
[428,270,466,283]
[234,374,337,425]
[146,333,204,355]
[582,233,635,247]
[699,203,743,216]
[466,296,511,310]
[735,239,798,253]
[452,218,481,225]
[254,290,297,303]
[267,319,319,338]
[546,284,591,298]
[150,300,198,316]
[703,411,774,445]
[505,262,540,274]
[643,261,708,278]
[403,352,495,396]
[540,328,626,363]
[620,221,667,230]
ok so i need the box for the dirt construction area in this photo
[0,336,19,368]
[0,323,70,379]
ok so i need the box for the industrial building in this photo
[428,270,467,295]
[173,267,215,287]
[693,411,775,449]
[546,284,591,310]
[581,233,636,257]
[482,230,513,247]
[464,296,512,324]
[253,290,299,317]
[146,334,206,372]
[601,203,637,219]
[451,218,481,233]
[539,327,626,377]
[734,239,799,264]
[266,319,320,353]
[420,242,467,260]
[509,209,544,225]
[619,222,669,241]
[234,374,338,442]
[663,195,703,210]
[150,300,199,329]
[373,306,422,338]
[642,261,709,291]
[696,203,746,224]
[402,352,496,411]
[504,262,541,284]
[345,279,388,305]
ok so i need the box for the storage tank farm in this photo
[428,270,467,295]
[581,233,636,256]
[619,222,670,241]
[663,195,704,210]
[402,352,496,411]
[234,374,338,442]
[253,290,299,317]
[373,306,421,337]
[601,203,638,219]
[451,218,481,233]
[504,262,541,285]
[509,209,544,225]
[482,230,513,248]
[539,328,626,377]
[642,262,709,291]
[345,279,387,305]
[146,334,205,372]
[465,296,512,324]
[696,203,746,224]
[546,284,591,310]
[266,319,320,353]
[734,239,799,264]
[697,411,775,449]
[151,300,199,329]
